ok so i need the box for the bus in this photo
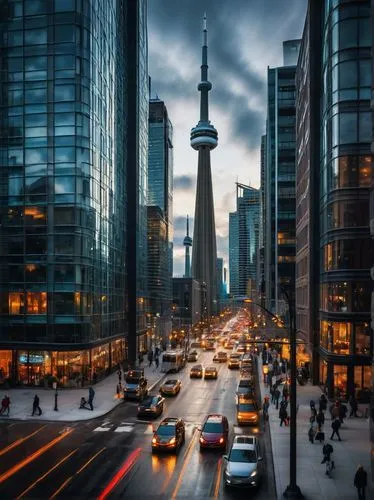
[161,350,186,373]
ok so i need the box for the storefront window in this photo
[91,344,110,378]
[0,350,12,381]
[355,323,371,356]
[320,282,371,313]
[320,321,351,354]
[320,360,327,386]
[17,350,45,385]
[334,365,347,399]
[111,339,124,367]
[354,366,371,400]
[27,292,47,314]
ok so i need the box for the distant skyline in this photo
[148,0,307,276]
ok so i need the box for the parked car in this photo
[223,435,263,488]
[152,417,185,453]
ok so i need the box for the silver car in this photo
[223,435,263,488]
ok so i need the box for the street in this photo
[0,351,275,499]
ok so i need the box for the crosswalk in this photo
[93,420,198,435]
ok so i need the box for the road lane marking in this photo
[143,424,154,435]
[213,457,223,498]
[0,425,47,457]
[97,447,141,500]
[49,446,106,499]
[93,427,111,432]
[171,429,198,499]
[114,425,134,433]
[16,448,78,499]
[0,428,74,485]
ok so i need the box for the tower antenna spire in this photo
[186,214,189,237]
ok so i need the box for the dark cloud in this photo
[149,0,307,151]
[174,175,195,190]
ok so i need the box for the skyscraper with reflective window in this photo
[264,41,300,314]
[229,183,260,298]
[0,0,147,385]
[147,98,173,342]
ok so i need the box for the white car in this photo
[223,435,263,488]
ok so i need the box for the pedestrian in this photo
[339,403,347,424]
[282,384,289,402]
[92,371,98,385]
[310,399,316,412]
[138,352,143,366]
[354,464,367,500]
[308,425,314,444]
[330,418,342,441]
[263,397,270,422]
[274,388,281,409]
[322,442,334,476]
[279,406,288,426]
[117,366,122,383]
[319,393,327,412]
[148,350,153,367]
[88,386,95,411]
[116,382,122,398]
[280,398,288,411]
[155,356,159,369]
[349,396,358,418]
[330,401,340,420]
[270,385,275,403]
[0,394,10,416]
[32,394,42,416]
[316,409,325,431]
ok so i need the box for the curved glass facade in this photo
[319,0,372,399]
[0,0,129,385]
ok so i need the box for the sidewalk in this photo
[0,363,166,422]
[257,357,373,500]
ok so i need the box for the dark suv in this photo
[123,369,148,401]
[152,417,185,453]
[199,414,229,450]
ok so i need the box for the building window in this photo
[9,292,25,315]
[355,323,371,356]
[320,320,351,354]
[27,292,47,314]
[334,365,348,399]
[323,239,371,271]
[354,366,371,400]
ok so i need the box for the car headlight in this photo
[152,437,157,444]
[199,437,206,443]
[169,437,176,444]
[225,470,231,478]
[250,470,257,477]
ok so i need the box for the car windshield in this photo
[238,404,257,412]
[192,365,202,370]
[157,425,175,436]
[142,397,156,406]
[229,449,257,463]
[165,380,177,385]
[239,380,252,387]
[203,422,223,433]
[126,376,140,384]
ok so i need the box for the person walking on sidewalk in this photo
[88,386,95,411]
[154,356,159,370]
[279,406,288,426]
[308,425,315,443]
[148,350,153,368]
[354,464,367,500]
[274,388,281,409]
[0,394,10,416]
[321,443,334,476]
[316,408,325,431]
[330,418,342,441]
[349,395,358,418]
[263,397,270,422]
[32,394,42,416]
[319,393,327,412]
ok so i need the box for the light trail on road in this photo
[171,428,198,498]
[0,425,46,458]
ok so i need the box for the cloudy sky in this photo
[148,0,307,277]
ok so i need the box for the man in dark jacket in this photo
[330,418,342,441]
[274,388,281,409]
[316,409,325,431]
[349,396,358,418]
[32,394,42,416]
[279,406,288,426]
[88,386,95,411]
[354,465,367,499]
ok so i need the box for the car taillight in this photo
[219,437,224,444]
[152,437,157,444]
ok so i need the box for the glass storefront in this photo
[354,365,371,399]
[333,365,347,399]
[0,339,125,387]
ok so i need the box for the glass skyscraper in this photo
[0,0,146,386]
[229,183,260,298]
[264,42,300,314]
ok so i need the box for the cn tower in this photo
[191,14,218,316]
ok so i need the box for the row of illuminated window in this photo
[324,155,372,190]
[277,256,295,263]
[320,320,371,356]
[320,281,371,313]
[1,291,126,316]
[321,199,369,232]
[278,232,295,245]
[1,206,103,227]
[322,238,371,271]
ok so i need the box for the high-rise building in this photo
[216,257,224,311]
[0,0,145,385]
[126,0,149,363]
[264,41,300,314]
[191,15,218,316]
[371,0,374,480]
[296,0,372,399]
[183,216,192,278]
[257,135,266,306]
[229,183,260,298]
[147,98,173,342]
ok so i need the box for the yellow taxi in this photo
[236,400,260,425]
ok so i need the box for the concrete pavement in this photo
[257,357,373,499]
[0,363,166,422]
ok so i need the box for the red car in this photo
[199,414,229,450]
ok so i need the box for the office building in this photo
[257,135,266,306]
[191,15,218,316]
[147,98,174,343]
[0,0,149,385]
[296,0,372,399]
[172,278,202,330]
[126,0,149,361]
[264,41,300,314]
[229,183,260,298]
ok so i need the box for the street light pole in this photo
[282,287,303,499]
